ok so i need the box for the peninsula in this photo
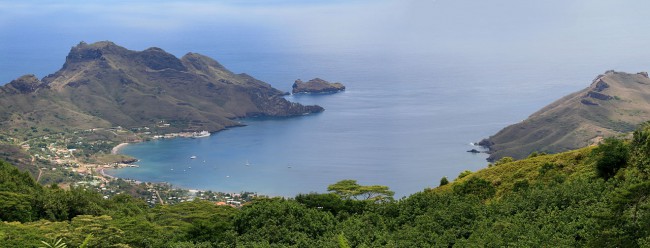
[480,70,650,161]
[0,41,323,135]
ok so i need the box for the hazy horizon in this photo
[3,0,650,86]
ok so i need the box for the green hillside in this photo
[3,123,650,247]
[482,70,650,161]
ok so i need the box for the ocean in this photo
[106,48,641,197]
[3,0,650,197]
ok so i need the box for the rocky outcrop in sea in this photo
[292,78,345,94]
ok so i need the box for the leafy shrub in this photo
[631,122,650,177]
[592,138,629,180]
[538,162,555,175]
[453,177,495,200]
[456,170,472,180]
[513,179,530,192]
[439,176,449,186]
[494,157,514,166]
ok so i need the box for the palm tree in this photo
[39,238,67,248]
[39,234,93,248]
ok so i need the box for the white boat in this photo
[245,160,250,166]
[191,130,210,138]
[190,156,197,159]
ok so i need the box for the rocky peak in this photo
[583,77,613,103]
[143,47,165,53]
[181,52,226,71]
[3,74,45,94]
[137,47,186,71]
[65,41,129,63]
[65,43,103,64]
[591,78,609,92]
[584,91,613,101]
[60,41,189,74]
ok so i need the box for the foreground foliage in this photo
[3,123,650,247]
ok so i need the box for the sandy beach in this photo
[96,167,116,180]
[112,143,129,154]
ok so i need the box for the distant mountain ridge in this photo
[481,70,650,161]
[0,41,323,134]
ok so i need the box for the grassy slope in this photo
[437,146,595,197]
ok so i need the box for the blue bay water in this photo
[109,51,511,197]
[107,50,626,197]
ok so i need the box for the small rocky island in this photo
[292,78,346,94]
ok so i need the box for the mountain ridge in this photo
[0,41,323,135]
[480,70,650,161]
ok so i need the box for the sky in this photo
[2,0,650,83]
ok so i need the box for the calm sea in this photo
[107,49,642,197]
[3,0,650,197]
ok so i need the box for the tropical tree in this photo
[631,122,650,177]
[591,137,629,179]
[440,176,449,186]
[327,180,394,202]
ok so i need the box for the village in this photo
[11,124,258,208]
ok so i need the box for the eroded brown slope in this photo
[0,41,323,134]
[481,70,650,161]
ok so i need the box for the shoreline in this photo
[96,167,117,180]
[111,143,129,154]
[103,126,278,198]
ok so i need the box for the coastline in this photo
[103,127,277,200]
[96,167,117,180]
[106,130,217,175]
[112,143,129,154]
